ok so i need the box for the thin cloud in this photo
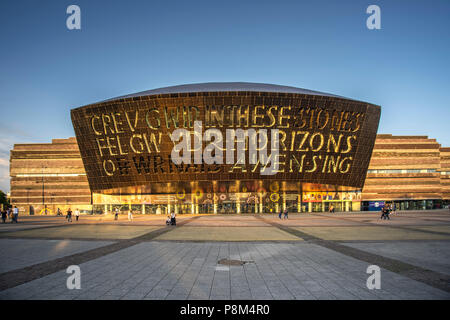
[0,164,9,193]
[0,158,8,167]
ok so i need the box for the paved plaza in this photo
[0,210,449,300]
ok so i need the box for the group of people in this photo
[110,207,176,224]
[166,212,176,225]
[278,208,289,219]
[1,206,19,223]
[112,208,134,221]
[65,208,80,222]
[380,203,396,220]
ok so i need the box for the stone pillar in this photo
[259,194,263,214]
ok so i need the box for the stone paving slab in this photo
[0,242,448,300]
[185,216,270,227]
[344,241,450,276]
[154,227,302,241]
[293,226,450,241]
[265,216,367,226]
[0,224,60,233]
[0,239,114,273]
[336,216,450,226]
[0,225,162,240]
[0,215,193,227]
[411,226,450,234]
[1,212,449,300]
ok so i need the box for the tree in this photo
[0,190,10,209]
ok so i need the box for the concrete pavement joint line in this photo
[255,215,450,293]
[0,216,201,291]
[336,239,450,244]
[0,223,76,235]
[312,213,450,237]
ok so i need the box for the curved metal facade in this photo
[71,85,381,195]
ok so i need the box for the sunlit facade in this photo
[70,82,380,214]
[91,182,363,215]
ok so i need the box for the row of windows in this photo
[367,169,437,174]
[16,171,448,177]
[16,173,86,177]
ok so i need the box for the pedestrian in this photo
[171,211,176,226]
[392,203,397,214]
[278,209,282,219]
[380,206,385,219]
[66,208,72,222]
[283,208,288,219]
[75,208,80,221]
[329,205,335,213]
[380,205,390,220]
[6,207,11,220]
[1,209,6,223]
[128,209,133,221]
[56,208,62,216]
[385,205,391,220]
[114,208,119,220]
[12,206,19,223]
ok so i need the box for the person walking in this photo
[1,209,6,223]
[66,208,72,222]
[278,209,282,219]
[12,206,19,223]
[380,205,385,219]
[329,205,335,213]
[6,207,11,221]
[283,208,288,219]
[386,205,391,220]
[170,211,176,226]
[380,205,390,220]
[56,208,62,216]
[114,208,119,221]
[74,208,80,221]
[128,209,133,221]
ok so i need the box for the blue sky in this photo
[0,0,449,192]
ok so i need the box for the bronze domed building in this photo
[70,82,381,214]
